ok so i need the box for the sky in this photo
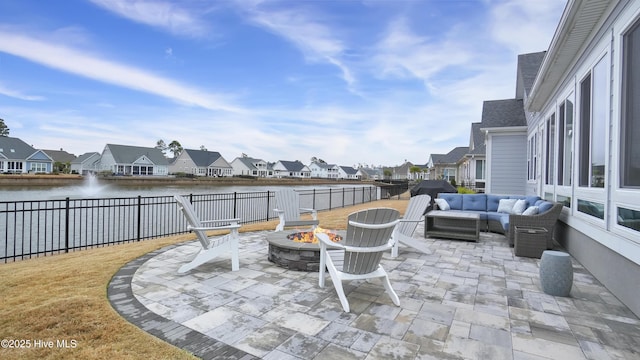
[0,0,566,168]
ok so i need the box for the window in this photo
[578,199,605,219]
[475,159,485,180]
[618,207,640,232]
[442,168,456,181]
[579,57,608,188]
[30,163,47,173]
[7,161,23,172]
[557,98,574,186]
[622,19,640,187]
[545,114,556,185]
[528,133,537,181]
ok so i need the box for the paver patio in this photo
[108,223,640,359]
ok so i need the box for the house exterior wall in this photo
[169,153,198,175]
[486,132,527,195]
[526,0,640,316]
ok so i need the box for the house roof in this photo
[72,152,101,164]
[359,168,383,177]
[0,136,37,159]
[340,166,358,175]
[480,99,527,128]
[468,122,486,155]
[278,160,307,172]
[42,149,76,163]
[516,51,546,100]
[183,149,224,167]
[432,147,469,165]
[105,144,169,165]
[527,0,612,111]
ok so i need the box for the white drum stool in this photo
[539,250,573,297]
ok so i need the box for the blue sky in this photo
[0,0,565,167]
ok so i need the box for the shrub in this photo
[457,187,476,194]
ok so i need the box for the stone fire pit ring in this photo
[266,230,344,272]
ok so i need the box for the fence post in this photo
[266,191,270,221]
[329,188,332,210]
[65,197,70,253]
[233,192,238,218]
[137,195,142,241]
[313,189,316,209]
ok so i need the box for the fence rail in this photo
[0,185,397,263]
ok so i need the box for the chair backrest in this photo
[175,195,209,248]
[275,189,301,221]
[343,208,400,275]
[395,195,431,237]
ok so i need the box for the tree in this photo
[199,145,207,151]
[168,140,183,158]
[155,139,167,156]
[0,118,9,136]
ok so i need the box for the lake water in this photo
[0,179,371,202]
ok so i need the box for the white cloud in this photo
[490,0,566,54]
[241,3,356,88]
[0,83,45,101]
[0,30,242,112]
[88,0,211,38]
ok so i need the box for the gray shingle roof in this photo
[516,51,546,99]
[279,160,306,171]
[432,147,469,165]
[480,99,526,128]
[72,152,101,164]
[0,136,37,159]
[340,166,357,175]
[106,144,169,165]
[184,149,222,167]
[42,149,76,163]
[469,122,486,155]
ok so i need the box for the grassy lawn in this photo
[0,198,408,360]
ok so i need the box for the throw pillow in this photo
[434,198,450,211]
[512,199,528,215]
[522,206,539,216]
[497,199,518,214]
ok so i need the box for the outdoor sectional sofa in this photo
[433,193,563,248]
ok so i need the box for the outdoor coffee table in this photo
[424,210,480,242]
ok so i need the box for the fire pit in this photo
[266,228,343,272]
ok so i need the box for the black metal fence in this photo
[0,186,386,262]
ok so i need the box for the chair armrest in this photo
[348,219,399,229]
[318,233,395,253]
[398,218,423,224]
[300,208,318,220]
[316,233,346,249]
[201,218,240,226]
[187,224,241,232]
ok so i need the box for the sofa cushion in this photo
[499,215,510,231]
[538,201,554,213]
[486,212,506,223]
[498,199,518,214]
[525,196,541,207]
[512,199,528,214]
[439,193,462,210]
[522,206,539,215]
[487,195,509,212]
[462,194,487,211]
[434,198,450,211]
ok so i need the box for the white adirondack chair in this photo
[273,188,319,232]
[391,194,432,257]
[317,208,400,313]
[174,195,241,273]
